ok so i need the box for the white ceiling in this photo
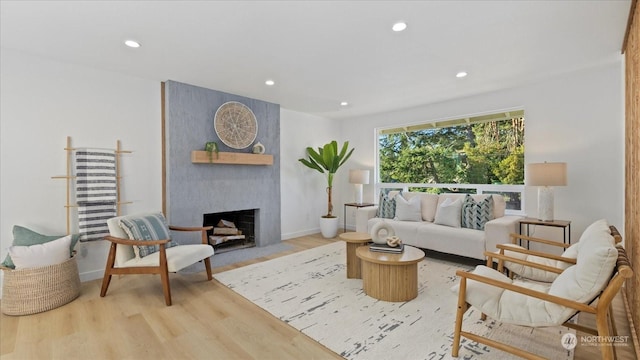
[0,1,631,120]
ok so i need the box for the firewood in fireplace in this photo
[213,227,241,235]
[209,234,245,245]
[217,219,236,228]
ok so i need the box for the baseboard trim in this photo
[281,228,319,240]
[80,269,104,283]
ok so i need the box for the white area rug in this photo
[214,242,575,359]
[179,242,294,273]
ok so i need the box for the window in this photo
[377,110,525,213]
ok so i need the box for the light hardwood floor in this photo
[1,233,637,359]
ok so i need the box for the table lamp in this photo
[349,169,370,204]
[526,162,567,221]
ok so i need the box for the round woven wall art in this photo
[214,101,258,149]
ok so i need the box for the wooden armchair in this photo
[100,212,214,306]
[486,220,620,282]
[452,220,632,360]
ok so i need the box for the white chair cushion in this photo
[496,243,577,282]
[107,215,139,266]
[547,220,617,320]
[451,265,563,327]
[116,244,214,272]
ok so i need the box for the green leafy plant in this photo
[298,140,354,218]
[205,141,219,162]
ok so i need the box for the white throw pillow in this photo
[404,192,439,222]
[395,194,422,222]
[8,235,72,270]
[434,198,462,228]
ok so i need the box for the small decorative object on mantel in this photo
[205,141,219,162]
[252,141,265,154]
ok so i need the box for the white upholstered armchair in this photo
[451,220,632,360]
[100,212,214,306]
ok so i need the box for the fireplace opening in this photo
[203,209,256,253]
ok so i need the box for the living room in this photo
[1,1,638,359]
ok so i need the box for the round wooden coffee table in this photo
[356,245,425,302]
[338,232,371,279]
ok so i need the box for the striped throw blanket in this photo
[76,149,117,242]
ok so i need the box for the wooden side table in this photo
[519,217,571,247]
[356,245,425,302]
[343,202,375,232]
[338,232,371,279]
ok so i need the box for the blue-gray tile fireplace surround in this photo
[163,80,281,247]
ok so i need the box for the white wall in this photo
[0,48,625,294]
[0,50,343,295]
[1,49,163,290]
[280,109,341,239]
[339,61,625,241]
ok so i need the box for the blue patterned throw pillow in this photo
[119,212,178,258]
[376,190,401,219]
[461,195,494,230]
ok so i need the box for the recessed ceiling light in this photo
[456,71,468,78]
[124,40,141,48]
[340,101,349,106]
[392,22,407,32]
[265,79,275,86]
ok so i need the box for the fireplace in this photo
[203,209,257,253]
[163,80,281,250]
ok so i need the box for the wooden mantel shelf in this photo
[191,151,273,165]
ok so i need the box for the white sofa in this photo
[356,192,522,260]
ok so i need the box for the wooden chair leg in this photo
[596,306,614,360]
[159,246,172,306]
[100,242,117,297]
[452,277,468,357]
[204,257,213,280]
[201,229,213,280]
[608,302,618,336]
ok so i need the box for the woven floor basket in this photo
[1,254,81,316]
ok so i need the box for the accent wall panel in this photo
[162,80,281,247]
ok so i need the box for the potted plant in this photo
[299,140,354,238]
[205,141,219,162]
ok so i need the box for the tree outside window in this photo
[378,113,524,208]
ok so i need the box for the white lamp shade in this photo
[349,169,370,185]
[526,162,567,186]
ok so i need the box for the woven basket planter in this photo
[1,253,81,316]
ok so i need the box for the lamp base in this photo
[354,184,363,204]
[537,186,555,222]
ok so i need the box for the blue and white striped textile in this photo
[75,149,117,242]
